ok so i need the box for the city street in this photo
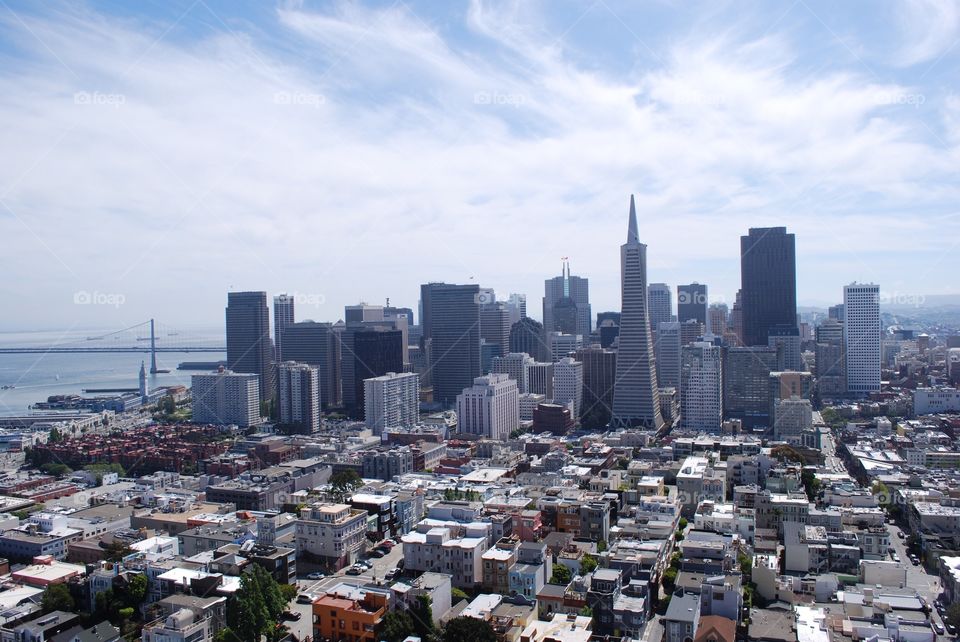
[820,431,845,474]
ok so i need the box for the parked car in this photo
[296,593,316,604]
[369,549,385,558]
[346,566,364,575]
[933,622,944,635]
[358,560,372,569]
[892,554,901,563]
[307,572,325,580]
[385,568,400,580]
[379,540,395,550]
[897,531,905,539]
[282,611,302,621]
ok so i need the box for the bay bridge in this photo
[0,319,225,373]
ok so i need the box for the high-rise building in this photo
[767,325,802,371]
[647,283,673,334]
[655,322,682,390]
[509,317,548,362]
[528,362,554,399]
[576,345,616,429]
[768,371,813,422]
[740,227,797,347]
[548,332,583,362]
[273,294,295,362]
[364,371,420,435]
[680,319,705,347]
[773,398,812,444]
[553,357,584,422]
[480,301,511,360]
[277,361,320,434]
[505,293,527,326]
[543,260,591,337]
[723,346,783,428]
[729,290,744,346]
[456,374,519,439]
[339,327,404,416]
[843,283,881,396]
[384,306,415,326]
[518,393,546,421]
[192,369,260,427]
[947,348,960,386]
[280,321,342,409]
[707,304,729,336]
[226,291,274,401]
[681,342,723,432]
[828,304,845,321]
[345,303,384,323]
[677,283,708,325]
[611,196,663,430]
[490,352,534,393]
[420,282,482,406]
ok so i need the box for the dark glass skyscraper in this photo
[281,321,342,408]
[677,283,707,325]
[340,327,403,417]
[420,282,481,406]
[226,291,274,401]
[509,317,548,362]
[740,227,797,347]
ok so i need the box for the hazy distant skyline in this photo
[1,0,959,331]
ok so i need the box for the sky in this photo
[1,0,959,333]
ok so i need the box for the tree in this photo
[946,603,960,630]
[580,554,598,574]
[279,583,298,603]
[597,539,607,553]
[330,469,363,500]
[410,595,435,640]
[662,567,678,591]
[103,540,133,562]
[550,564,572,585]
[451,587,470,603]
[380,609,416,642]
[442,616,496,642]
[41,583,74,613]
[226,566,280,641]
[678,517,688,531]
[801,469,821,502]
[125,574,147,608]
[40,462,72,478]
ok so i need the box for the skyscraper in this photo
[277,361,320,434]
[505,293,527,325]
[611,196,663,430]
[707,303,729,336]
[553,357,584,422]
[480,301,511,360]
[273,294,295,362]
[420,282,482,406]
[339,326,404,416]
[677,283,708,325]
[280,321,342,409]
[576,345,617,429]
[655,322,682,390]
[843,283,881,396]
[740,227,797,347]
[647,283,672,334]
[364,371,420,435]
[226,291,274,402]
[490,352,534,393]
[681,341,723,432]
[456,373,519,439]
[509,317,548,362]
[723,345,783,428]
[543,261,591,337]
[192,369,261,427]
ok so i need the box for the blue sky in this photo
[0,0,958,331]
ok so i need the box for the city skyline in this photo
[2,1,959,330]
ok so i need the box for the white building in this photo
[528,362,554,398]
[518,393,546,422]
[191,369,260,427]
[491,352,534,393]
[655,321,682,390]
[142,609,210,642]
[553,357,584,421]
[773,397,813,444]
[456,374,519,440]
[401,527,485,589]
[680,342,723,432]
[295,502,368,570]
[914,387,960,415]
[277,361,320,433]
[548,332,583,362]
[364,371,420,434]
[844,283,880,395]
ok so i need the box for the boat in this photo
[0,385,14,389]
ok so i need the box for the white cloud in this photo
[0,1,957,330]
[893,0,960,67]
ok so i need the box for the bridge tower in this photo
[149,318,159,374]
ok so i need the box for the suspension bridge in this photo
[0,319,225,373]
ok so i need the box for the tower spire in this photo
[627,194,639,244]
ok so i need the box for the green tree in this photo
[410,595,435,640]
[104,540,133,562]
[226,567,272,641]
[442,616,496,642]
[550,564,572,585]
[40,462,72,478]
[678,517,688,531]
[801,469,821,502]
[279,583,298,603]
[41,583,74,613]
[380,609,416,642]
[663,566,678,591]
[946,603,960,630]
[580,554,598,574]
[451,587,470,603]
[330,469,363,500]
[597,539,607,553]
[125,574,147,608]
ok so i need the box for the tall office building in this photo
[596,312,622,349]
[553,357,584,422]
[707,304,729,336]
[273,294,295,362]
[548,332,583,362]
[226,291,274,402]
[576,345,617,429]
[384,306,415,326]
[681,342,723,432]
[281,321,342,409]
[528,362,554,399]
[345,304,384,323]
[364,371,420,435]
[509,317,548,362]
[767,325,802,371]
[773,398,813,444]
[768,371,813,422]
[647,283,673,334]
[740,227,797,347]
[828,304,845,322]
[729,290,744,346]
[723,346,783,428]
[543,261,591,337]
[680,319,705,347]
[192,369,260,427]
[490,352,534,393]
[277,361,320,434]
[655,322,682,390]
[611,196,663,430]
[506,293,527,326]
[420,283,482,406]
[456,374,519,439]
[339,327,404,416]
[843,283,881,395]
[480,301,512,360]
[677,283,708,325]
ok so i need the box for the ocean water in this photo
[0,329,224,416]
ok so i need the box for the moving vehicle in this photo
[385,568,400,580]
[345,566,364,575]
[296,593,316,604]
